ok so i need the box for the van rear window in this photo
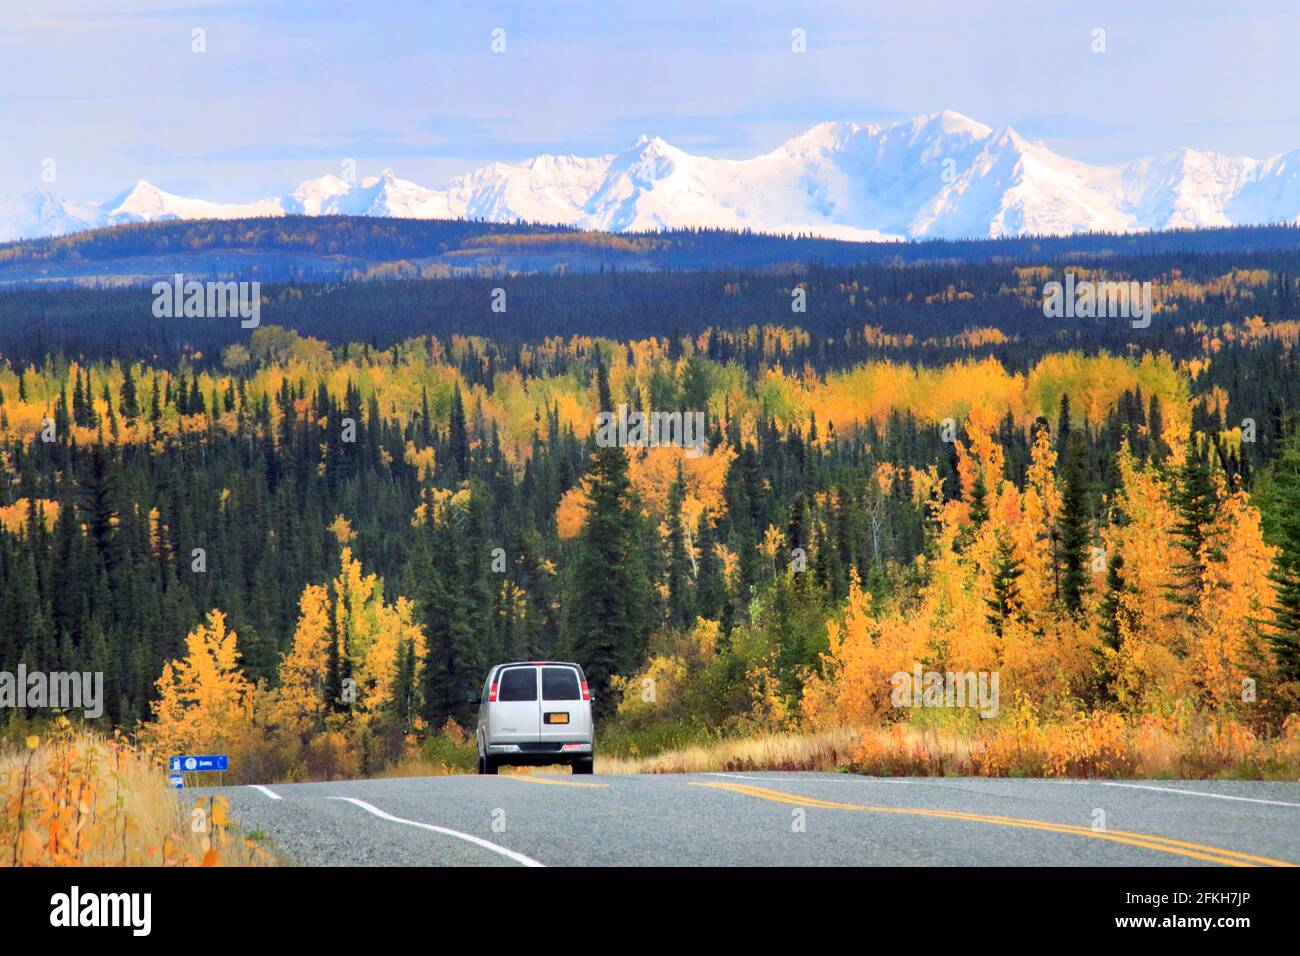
[542,667,581,701]
[498,667,537,702]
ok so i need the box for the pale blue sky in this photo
[4,0,1299,202]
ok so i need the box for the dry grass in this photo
[849,711,1300,779]
[373,756,472,779]
[592,712,1300,779]
[1,720,274,866]
[596,727,859,775]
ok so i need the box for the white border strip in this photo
[249,785,282,800]
[330,797,544,867]
[704,772,914,784]
[1097,782,1300,808]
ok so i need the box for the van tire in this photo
[572,757,594,775]
[479,755,499,775]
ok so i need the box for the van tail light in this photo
[489,683,498,702]
[580,680,590,701]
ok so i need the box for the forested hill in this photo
[4,237,1300,369]
[1,218,1298,775]
[4,215,1300,287]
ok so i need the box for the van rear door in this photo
[490,666,540,743]
[539,665,589,742]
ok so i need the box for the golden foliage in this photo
[801,572,881,729]
[1191,492,1278,709]
[803,410,1286,746]
[1,720,270,866]
[267,547,424,736]
[0,499,58,534]
[146,611,255,759]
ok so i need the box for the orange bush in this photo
[1041,711,1138,777]
[304,731,359,781]
[1,719,271,866]
[843,706,1300,779]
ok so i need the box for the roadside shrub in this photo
[1,718,271,866]
[303,731,359,781]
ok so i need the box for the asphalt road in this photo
[187,771,1300,867]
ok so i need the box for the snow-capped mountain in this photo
[101,180,283,225]
[6,111,1300,243]
[0,190,104,241]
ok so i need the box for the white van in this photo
[470,662,595,774]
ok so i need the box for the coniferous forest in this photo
[1,222,1299,781]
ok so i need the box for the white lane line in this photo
[1095,782,1300,808]
[249,785,282,800]
[329,797,544,867]
[704,772,914,784]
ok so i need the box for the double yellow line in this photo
[507,774,608,789]
[691,780,1294,867]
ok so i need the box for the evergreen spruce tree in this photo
[448,384,469,479]
[416,503,458,726]
[1095,548,1138,700]
[1058,430,1092,614]
[968,468,989,528]
[562,363,650,712]
[1258,428,1300,682]
[393,638,418,731]
[956,467,989,553]
[1055,393,1072,462]
[694,508,727,626]
[119,364,140,422]
[665,462,693,629]
[985,537,1025,640]
[79,444,119,571]
[1168,437,1222,612]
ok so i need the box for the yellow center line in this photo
[691,781,1295,868]
[508,774,609,789]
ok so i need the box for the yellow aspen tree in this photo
[1011,424,1061,631]
[269,583,331,734]
[355,593,424,723]
[330,547,425,724]
[148,610,254,757]
[1103,444,1187,709]
[922,412,1007,678]
[333,546,380,670]
[801,570,882,729]
[1192,491,1279,709]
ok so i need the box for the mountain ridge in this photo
[5,110,1299,243]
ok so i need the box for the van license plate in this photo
[544,712,569,724]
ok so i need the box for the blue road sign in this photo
[169,754,229,773]
[169,773,185,789]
